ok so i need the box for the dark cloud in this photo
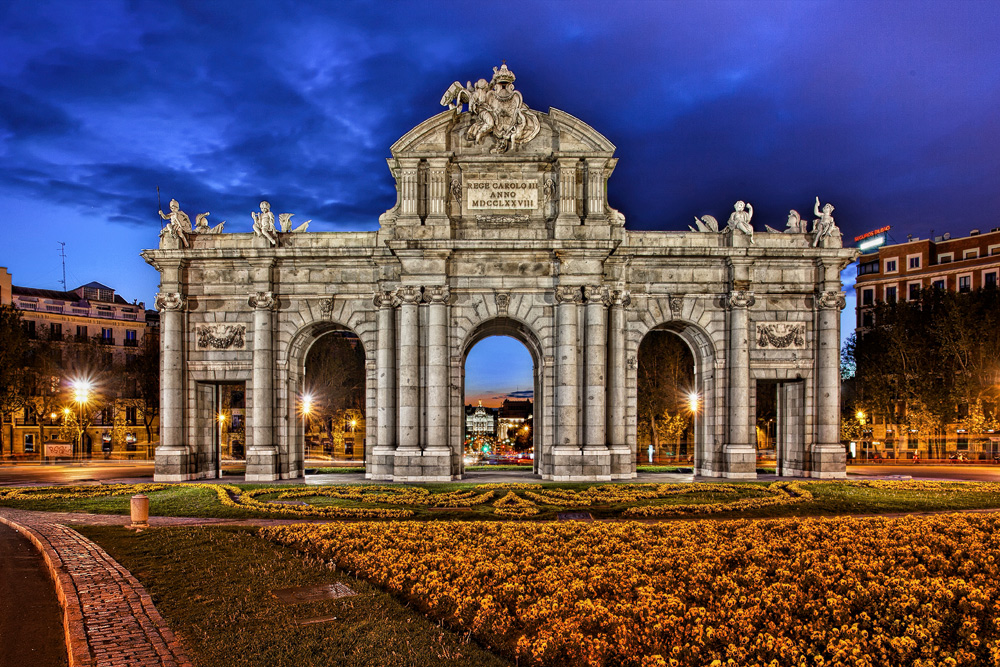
[2,0,1000,257]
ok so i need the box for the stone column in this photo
[425,158,450,224]
[814,289,848,478]
[584,158,607,222]
[153,291,189,481]
[607,289,633,478]
[724,288,757,479]
[582,285,612,479]
[398,158,421,220]
[394,285,426,479]
[555,158,579,236]
[369,290,396,480]
[246,290,279,482]
[422,285,453,479]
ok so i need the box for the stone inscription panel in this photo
[466,179,538,210]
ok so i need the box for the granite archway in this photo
[144,64,856,482]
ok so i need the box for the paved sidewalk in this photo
[0,509,193,667]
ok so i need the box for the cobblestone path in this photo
[0,509,193,667]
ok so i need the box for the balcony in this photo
[99,337,116,346]
[123,338,138,348]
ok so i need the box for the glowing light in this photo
[688,392,700,413]
[217,413,227,424]
[301,393,314,416]
[71,378,93,405]
[856,411,865,421]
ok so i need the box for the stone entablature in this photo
[144,64,856,483]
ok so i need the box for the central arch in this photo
[457,317,545,477]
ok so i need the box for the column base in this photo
[811,443,847,478]
[550,446,612,482]
[245,448,280,482]
[154,447,194,482]
[393,447,454,482]
[367,446,396,480]
[608,444,635,479]
[723,444,757,480]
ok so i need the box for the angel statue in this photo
[725,200,755,244]
[251,200,278,246]
[689,215,719,233]
[812,197,840,247]
[278,213,311,233]
[158,198,191,248]
[194,212,225,234]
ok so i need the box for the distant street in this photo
[847,464,1000,482]
[0,462,154,486]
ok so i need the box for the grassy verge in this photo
[77,525,510,667]
[5,480,1000,522]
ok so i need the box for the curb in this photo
[0,514,92,666]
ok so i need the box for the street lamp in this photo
[217,412,227,477]
[71,379,93,459]
[300,393,314,459]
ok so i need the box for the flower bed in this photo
[263,513,1000,666]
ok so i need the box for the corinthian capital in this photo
[816,290,847,310]
[583,285,611,306]
[610,289,631,308]
[425,285,451,304]
[555,286,584,304]
[154,292,186,312]
[727,290,756,310]
[248,291,276,310]
[373,290,397,309]
[394,285,422,305]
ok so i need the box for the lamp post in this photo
[301,393,313,462]
[217,412,227,478]
[72,379,93,460]
[856,410,867,460]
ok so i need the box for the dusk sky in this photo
[3,1,999,399]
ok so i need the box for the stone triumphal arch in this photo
[144,64,856,483]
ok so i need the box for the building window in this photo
[49,323,62,341]
[76,325,88,341]
[964,249,979,260]
[938,253,953,264]
[24,434,35,453]
[959,275,972,292]
[126,407,138,426]
[908,283,921,300]
[861,288,874,306]
[932,279,946,290]
[908,254,921,269]
[985,272,998,288]
[24,320,36,339]
[858,260,879,276]
[884,259,897,273]
[124,329,137,347]
[862,311,874,328]
[885,285,897,302]
[990,245,1000,256]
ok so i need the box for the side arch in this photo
[628,307,723,477]
[283,318,373,476]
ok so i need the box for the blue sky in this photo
[2,0,999,389]
[465,336,533,407]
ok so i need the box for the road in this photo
[0,521,67,667]
[4,461,1000,485]
[0,462,155,486]
[847,464,1000,482]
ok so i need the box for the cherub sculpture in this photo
[251,200,278,246]
[158,198,191,248]
[812,197,839,247]
[725,200,755,244]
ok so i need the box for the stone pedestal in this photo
[153,447,192,482]
[392,449,452,482]
[723,444,757,479]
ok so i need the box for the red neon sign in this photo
[854,226,891,243]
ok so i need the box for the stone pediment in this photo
[381,64,623,241]
[389,107,615,158]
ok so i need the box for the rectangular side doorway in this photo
[196,382,246,479]
[755,379,806,477]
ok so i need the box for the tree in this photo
[512,421,533,453]
[0,305,29,456]
[636,331,694,452]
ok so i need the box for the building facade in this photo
[855,228,1000,329]
[0,268,159,458]
[144,64,856,483]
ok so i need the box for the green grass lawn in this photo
[5,480,1000,522]
[78,525,510,667]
